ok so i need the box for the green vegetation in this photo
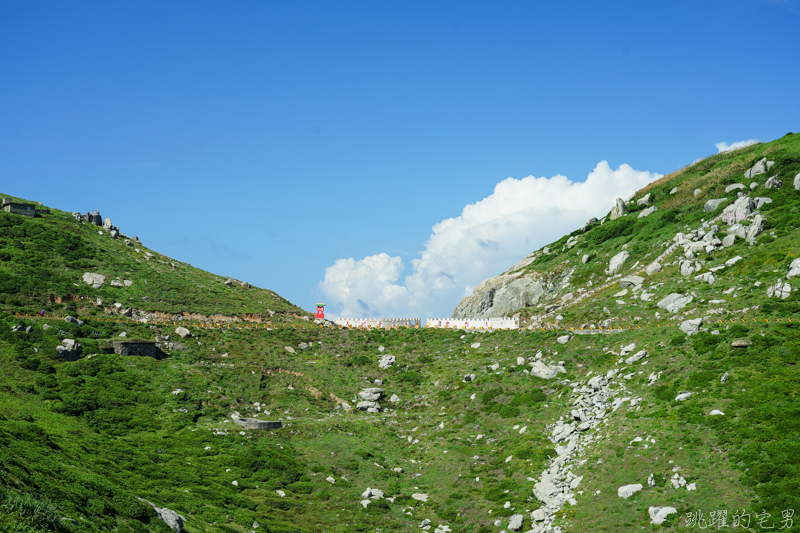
[0,133,799,532]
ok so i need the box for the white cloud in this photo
[319,161,662,319]
[715,139,760,153]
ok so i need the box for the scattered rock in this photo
[607,251,630,275]
[725,255,743,266]
[722,235,736,247]
[675,392,692,401]
[581,254,591,264]
[470,342,481,349]
[731,339,752,348]
[508,514,524,532]
[82,272,106,288]
[767,280,791,299]
[530,361,562,379]
[284,346,296,354]
[624,350,648,365]
[610,198,627,220]
[725,183,746,193]
[389,394,400,403]
[276,490,286,497]
[795,172,800,190]
[556,334,572,344]
[463,374,477,383]
[638,205,657,218]
[670,187,678,194]
[721,372,729,384]
[649,506,678,526]
[694,188,702,197]
[356,401,381,413]
[645,262,662,275]
[619,275,644,288]
[703,198,727,212]
[358,388,383,401]
[787,258,800,279]
[679,318,703,336]
[765,175,783,189]
[56,339,82,361]
[636,193,651,206]
[378,354,396,369]
[657,293,693,313]
[709,410,725,416]
[744,157,768,179]
[175,327,191,338]
[378,345,385,353]
[63,315,85,327]
[618,484,643,499]
[411,493,428,502]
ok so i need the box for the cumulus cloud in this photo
[319,161,662,319]
[715,139,760,153]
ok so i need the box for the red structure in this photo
[315,303,325,319]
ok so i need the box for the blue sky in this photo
[1,1,798,318]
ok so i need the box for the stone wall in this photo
[112,340,165,359]
[334,318,420,329]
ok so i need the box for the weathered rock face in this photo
[609,198,627,220]
[722,196,754,225]
[453,269,569,319]
[744,157,770,179]
[746,214,764,243]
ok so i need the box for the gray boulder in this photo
[765,176,782,189]
[649,506,678,526]
[378,354,396,369]
[124,239,131,246]
[657,293,693,313]
[722,196,755,224]
[82,272,106,288]
[767,281,791,300]
[724,183,746,193]
[609,198,627,220]
[722,234,736,247]
[103,218,113,230]
[138,499,185,533]
[618,484,643,499]
[64,315,85,327]
[358,388,384,401]
[787,258,800,279]
[607,251,630,275]
[619,275,644,288]
[56,339,82,361]
[581,254,591,264]
[669,187,678,194]
[694,188,702,197]
[174,326,191,338]
[556,334,572,344]
[508,514,525,532]
[727,223,747,239]
[625,350,648,365]
[356,401,381,413]
[745,214,764,243]
[744,157,767,179]
[754,197,772,209]
[530,361,560,379]
[680,318,703,336]
[636,193,651,206]
[638,205,657,218]
[645,261,662,275]
[703,198,727,212]
[794,172,800,190]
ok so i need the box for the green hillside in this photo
[0,133,799,533]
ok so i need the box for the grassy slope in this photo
[0,133,798,533]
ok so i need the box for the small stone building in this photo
[1,198,37,217]
[233,417,282,430]
[110,340,165,360]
